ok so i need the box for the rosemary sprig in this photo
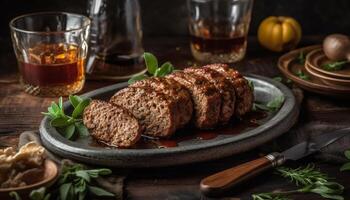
[42,95,91,140]
[294,70,310,80]
[128,52,175,84]
[322,61,348,71]
[252,164,344,200]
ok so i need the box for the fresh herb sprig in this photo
[297,51,306,65]
[295,70,310,80]
[253,96,285,112]
[57,163,114,200]
[322,61,348,71]
[340,150,350,171]
[42,95,90,140]
[9,187,50,200]
[128,52,175,84]
[252,164,344,200]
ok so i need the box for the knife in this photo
[200,127,350,196]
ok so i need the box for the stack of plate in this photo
[278,45,350,98]
[305,48,350,87]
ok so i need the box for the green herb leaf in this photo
[344,150,350,159]
[76,170,91,183]
[128,74,149,85]
[273,76,283,82]
[29,187,46,200]
[51,117,71,127]
[58,97,63,109]
[64,124,76,139]
[340,162,350,171]
[248,80,254,91]
[75,122,89,137]
[69,95,82,108]
[9,191,22,200]
[295,70,310,80]
[252,193,291,200]
[267,96,285,111]
[297,51,306,65]
[155,62,174,77]
[59,183,72,200]
[72,98,91,119]
[88,186,115,197]
[322,61,348,71]
[144,52,158,74]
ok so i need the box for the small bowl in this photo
[0,159,58,199]
[305,63,350,88]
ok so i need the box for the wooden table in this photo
[1,36,350,199]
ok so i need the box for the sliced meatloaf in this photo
[204,64,254,116]
[110,87,177,137]
[130,77,193,129]
[167,71,221,129]
[184,67,236,124]
[83,100,142,148]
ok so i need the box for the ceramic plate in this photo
[40,75,298,168]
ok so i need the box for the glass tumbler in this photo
[10,12,90,97]
[187,0,254,63]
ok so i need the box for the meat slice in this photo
[83,100,142,148]
[110,87,177,137]
[167,71,221,129]
[130,77,193,129]
[184,67,236,124]
[204,64,254,116]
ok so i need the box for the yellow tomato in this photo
[258,16,302,52]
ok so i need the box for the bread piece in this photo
[131,77,193,129]
[204,64,254,116]
[83,100,142,148]
[110,87,177,137]
[184,67,236,124]
[167,71,221,129]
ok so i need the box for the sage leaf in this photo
[64,124,76,139]
[88,186,115,197]
[273,76,283,82]
[59,183,72,200]
[72,98,91,119]
[344,150,350,159]
[128,73,149,85]
[58,97,63,109]
[86,168,112,177]
[69,95,82,108]
[76,170,91,183]
[340,162,350,171]
[267,96,285,111]
[51,117,71,127]
[75,122,89,137]
[155,62,174,77]
[29,187,46,200]
[144,52,158,74]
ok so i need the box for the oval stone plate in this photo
[40,75,298,168]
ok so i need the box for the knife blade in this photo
[200,127,350,196]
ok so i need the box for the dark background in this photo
[2,0,350,39]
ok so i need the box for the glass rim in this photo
[9,11,91,34]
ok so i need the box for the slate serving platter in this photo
[40,75,299,168]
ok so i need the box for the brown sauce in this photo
[90,111,268,149]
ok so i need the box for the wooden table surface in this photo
[1,36,350,200]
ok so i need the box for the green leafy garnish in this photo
[253,96,285,112]
[295,70,310,80]
[273,76,283,82]
[128,52,175,84]
[9,187,50,200]
[248,80,254,91]
[297,51,306,65]
[57,163,114,200]
[252,164,344,200]
[42,95,91,140]
[340,150,350,171]
[322,61,348,71]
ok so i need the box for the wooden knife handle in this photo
[200,153,285,196]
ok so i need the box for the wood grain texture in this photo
[1,36,350,199]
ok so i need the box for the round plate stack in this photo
[278,45,350,98]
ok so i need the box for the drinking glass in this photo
[187,0,254,63]
[10,12,90,96]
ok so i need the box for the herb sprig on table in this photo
[42,95,91,140]
[128,52,175,84]
[322,61,348,71]
[252,164,344,200]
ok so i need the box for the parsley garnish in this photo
[322,61,348,71]
[295,70,310,80]
[253,96,285,112]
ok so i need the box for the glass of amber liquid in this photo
[187,0,253,63]
[10,12,90,96]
